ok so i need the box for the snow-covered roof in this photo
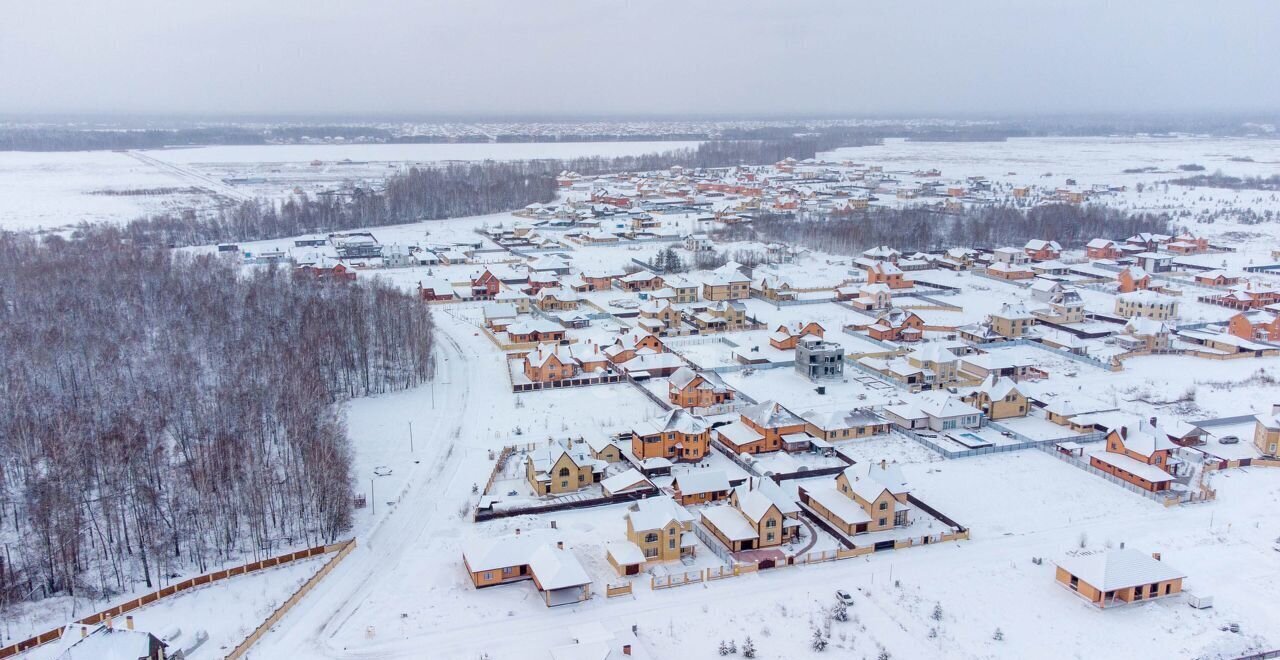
[734,489,778,524]
[604,541,646,568]
[627,496,694,531]
[1056,549,1184,591]
[673,469,730,495]
[633,409,708,437]
[600,469,653,495]
[741,400,803,428]
[803,485,871,525]
[700,505,757,541]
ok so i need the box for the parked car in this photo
[835,590,855,605]
[1218,435,1240,445]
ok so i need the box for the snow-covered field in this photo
[0,141,700,231]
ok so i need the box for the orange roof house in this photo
[1088,421,1177,492]
[1024,239,1062,262]
[1086,238,1122,260]
[604,330,666,364]
[631,409,711,462]
[667,367,735,409]
[863,308,925,343]
[768,321,825,350]
[865,261,913,289]
[1228,310,1280,342]
[716,400,809,455]
[522,343,580,383]
[1116,266,1151,293]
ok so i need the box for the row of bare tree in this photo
[731,204,1175,254]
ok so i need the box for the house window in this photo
[878,502,888,511]
[558,467,570,477]
[669,539,676,549]
[878,517,887,527]
[766,532,775,541]
[644,547,658,559]
[766,519,777,528]
[560,480,568,489]
[483,572,493,581]
[645,533,658,543]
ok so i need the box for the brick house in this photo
[1088,422,1177,492]
[667,367,735,409]
[631,409,711,462]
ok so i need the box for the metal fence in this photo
[1039,445,1186,505]
[692,521,735,564]
[894,427,1105,460]
[977,338,1116,371]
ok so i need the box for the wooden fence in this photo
[0,540,353,659]
[605,583,633,598]
[651,571,704,590]
[225,539,358,659]
[1204,458,1280,472]
[482,446,516,496]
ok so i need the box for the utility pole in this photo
[371,478,376,515]
[409,421,415,452]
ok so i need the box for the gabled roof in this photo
[1109,420,1177,457]
[673,469,730,495]
[907,343,958,365]
[741,400,804,429]
[627,495,694,531]
[800,408,886,432]
[911,391,982,419]
[977,375,1020,401]
[633,409,709,436]
[735,488,780,524]
[600,468,653,495]
[525,343,577,368]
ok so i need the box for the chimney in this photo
[1119,541,1125,549]
[1149,416,1158,427]
[1151,552,1161,561]
[126,615,134,631]
[1272,403,1280,416]
[551,520,557,529]
[1120,426,1128,440]
[515,528,520,536]
[623,644,633,656]
[106,615,113,631]
[556,541,565,550]
[880,459,887,470]
[80,625,89,638]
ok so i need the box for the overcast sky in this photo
[2,0,1277,119]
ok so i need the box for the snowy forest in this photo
[734,204,1175,254]
[108,139,820,248]
[0,230,435,613]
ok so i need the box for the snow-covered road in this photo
[247,310,493,659]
